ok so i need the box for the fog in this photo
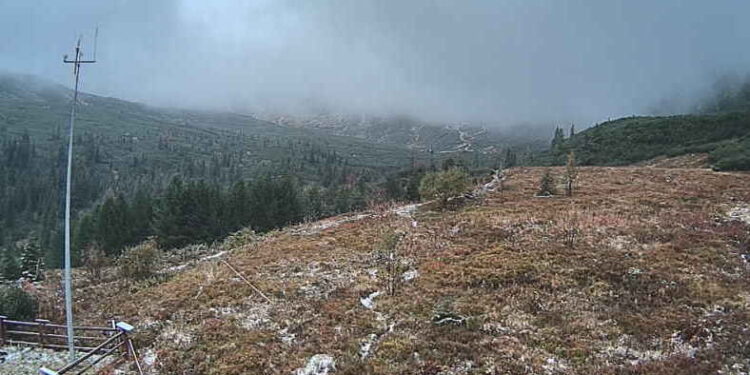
[1,0,749,126]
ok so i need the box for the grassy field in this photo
[28,166,750,374]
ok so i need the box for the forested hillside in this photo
[0,74,408,269]
[0,74,520,273]
[541,78,750,170]
[260,112,549,155]
[544,112,750,170]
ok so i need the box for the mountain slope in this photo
[260,112,549,155]
[42,166,750,374]
[0,73,423,258]
[551,112,750,170]
[0,74,415,171]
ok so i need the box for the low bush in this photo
[117,240,161,281]
[419,168,471,208]
[82,242,109,281]
[537,169,556,196]
[0,285,38,320]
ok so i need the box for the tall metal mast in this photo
[62,36,96,361]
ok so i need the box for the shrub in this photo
[374,231,406,296]
[82,242,109,281]
[537,169,557,196]
[565,151,578,196]
[418,168,471,208]
[117,240,160,281]
[0,285,38,320]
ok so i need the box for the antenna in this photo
[93,26,99,61]
[61,31,97,362]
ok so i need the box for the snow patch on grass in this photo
[295,354,335,375]
[360,291,382,309]
[727,204,750,225]
[0,346,106,375]
[359,333,378,359]
[278,327,296,346]
[402,269,419,282]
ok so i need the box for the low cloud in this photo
[1,0,749,126]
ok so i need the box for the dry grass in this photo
[34,167,750,374]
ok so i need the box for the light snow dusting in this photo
[360,291,382,309]
[295,354,335,375]
[402,269,419,282]
[727,204,750,225]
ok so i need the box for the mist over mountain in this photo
[5,2,750,374]
[2,0,750,126]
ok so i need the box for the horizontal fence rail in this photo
[0,316,142,374]
[0,316,117,353]
[40,322,143,375]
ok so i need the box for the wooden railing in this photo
[0,316,143,374]
[40,322,143,375]
[0,315,117,353]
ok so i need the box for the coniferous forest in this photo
[0,74,517,278]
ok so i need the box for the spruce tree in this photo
[96,194,131,256]
[0,247,21,280]
[19,240,43,281]
[384,176,404,201]
[551,127,565,149]
[537,169,557,196]
[154,177,190,249]
[275,176,302,227]
[130,189,154,241]
[565,151,578,197]
[550,127,568,164]
[73,213,96,261]
[305,185,323,220]
[228,181,251,231]
[504,149,517,168]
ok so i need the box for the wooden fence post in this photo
[35,319,50,348]
[115,322,135,360]
[0,315,7,346]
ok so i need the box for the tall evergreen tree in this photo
[19,240,43,280]
[384,176,405,201]
[504,149,517,168]
[154,177,192,249]
[96,194,131,256]
[228,181,251,231]
[0,247,21,280]
[130,189,154,241]
[274,176,302,228]
[551,127,565,149]
[304,185,323,220]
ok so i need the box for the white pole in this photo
[63,39,82,361]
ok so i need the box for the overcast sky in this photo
[1,0,749,126]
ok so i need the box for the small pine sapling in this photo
[537,169,556,196]
[565,151,578,197]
